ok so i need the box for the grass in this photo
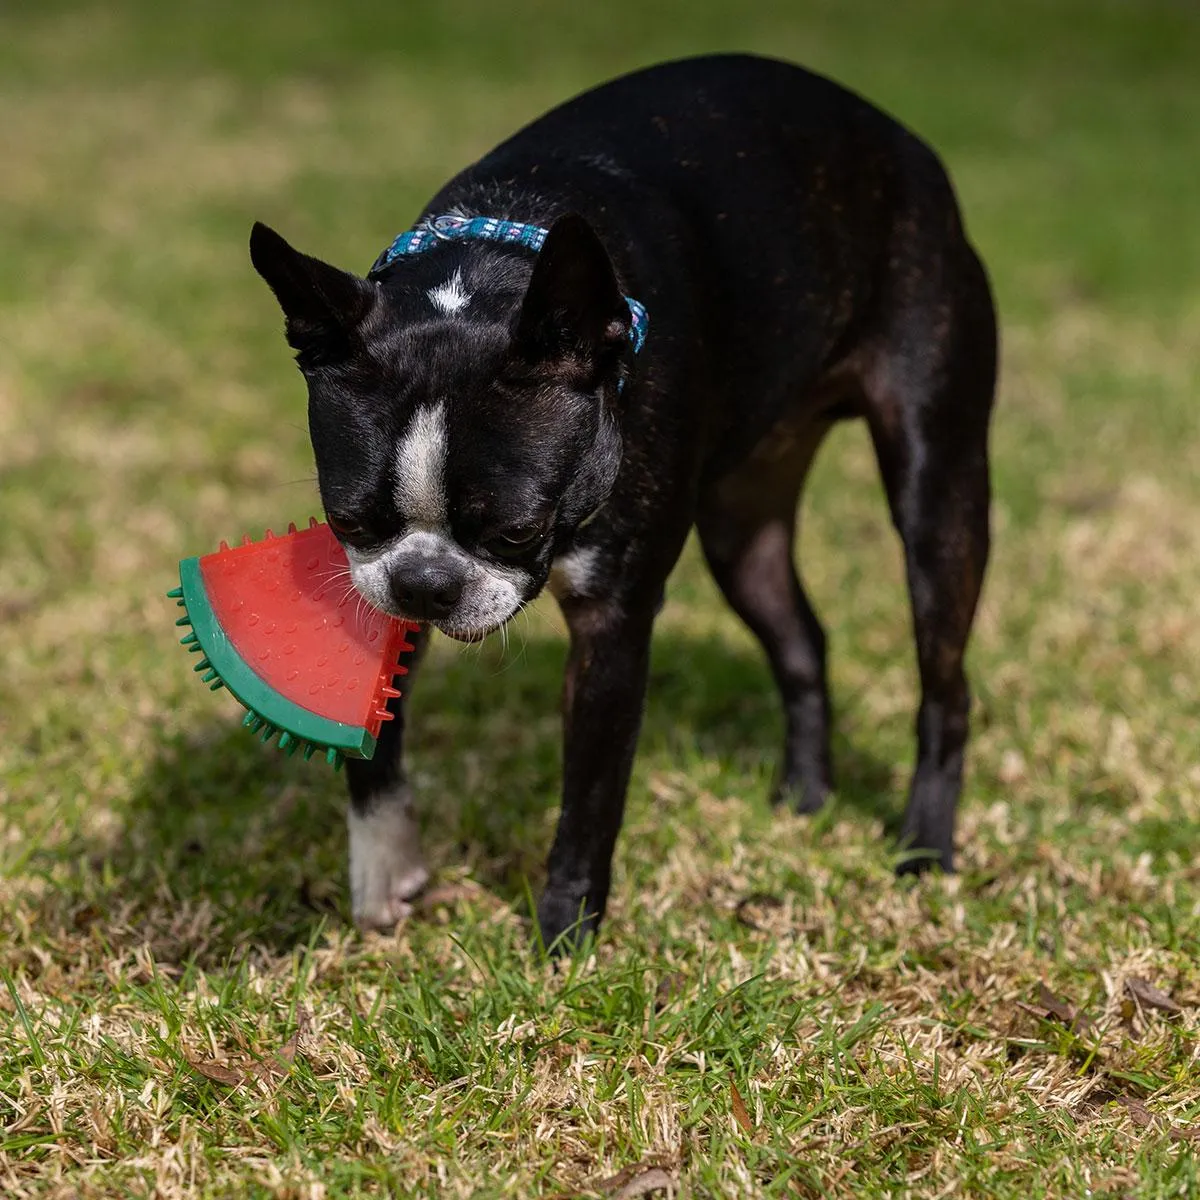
[2,0,1199,1195]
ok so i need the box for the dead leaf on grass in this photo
[731,1077,754,1135]
[1125,977,1182,1016]
[597,1164,676,1199]
[1037,982,1077,1024]
[186,1057,246,1087]
[186,1008,310,1088]
[1016,982,1092,1034]
[734,892,784,932]
[1114,1096,1200,1142]
[1071,1087,1117,1120]
[1115,1096,1155,1129]
[260,1006,310,1077]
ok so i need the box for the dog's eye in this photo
[486,524,545,558]
[326,515,368,542]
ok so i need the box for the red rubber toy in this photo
[169,519,421,768]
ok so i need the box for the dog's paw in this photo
[895,816,955,876]
[348,789,430,931]
[894,837,955,877]
[536,887,602,955]
[771,771,832,815]
[895,772,957,876]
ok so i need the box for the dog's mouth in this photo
[357,593,513,644]
[434,618,508,644]
[344,565,519,645]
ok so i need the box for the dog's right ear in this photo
[249,222,377,366]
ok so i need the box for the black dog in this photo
[250,54,996,948]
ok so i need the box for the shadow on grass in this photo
[86,627,899,964]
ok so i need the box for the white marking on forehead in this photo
[427,269,471,315]
[394,403,448,527]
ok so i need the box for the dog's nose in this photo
[389,563,464,621]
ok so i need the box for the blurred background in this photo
[2,0,1198,926]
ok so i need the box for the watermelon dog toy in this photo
[169,518,421,768]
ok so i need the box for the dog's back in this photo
[429,54,985,469]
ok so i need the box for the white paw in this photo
[348,788,430,931]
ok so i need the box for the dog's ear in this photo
[512,214,630,373]
[249,222,377,366]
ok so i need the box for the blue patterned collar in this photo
[369,213,649,356]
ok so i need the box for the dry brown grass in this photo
[3,0,1200,1195]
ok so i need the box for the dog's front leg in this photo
[538,599,655,951]
[344,634,430,930]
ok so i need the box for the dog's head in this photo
[250,215,631,640]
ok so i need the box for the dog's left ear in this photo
[513,214,630,373]
[249,222,377,366]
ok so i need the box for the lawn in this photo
[2,0,1199,1196]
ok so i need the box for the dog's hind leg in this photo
[344,631,431,928]
[697,419,835,814]
[863,244,997,872]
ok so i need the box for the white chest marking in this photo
[548,546,601,600]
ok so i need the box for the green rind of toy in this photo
[170,558,378,767]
